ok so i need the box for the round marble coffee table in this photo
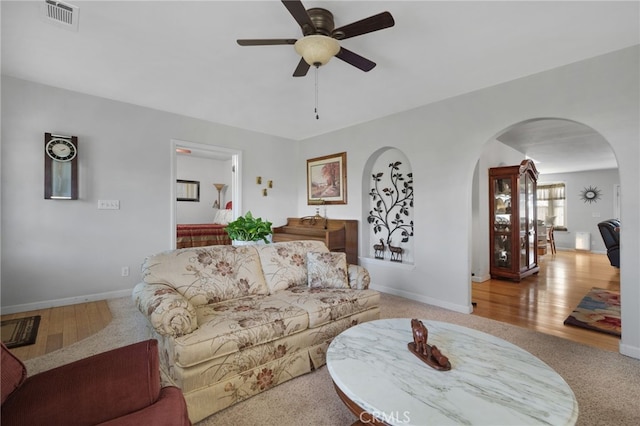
[327,319,578,426]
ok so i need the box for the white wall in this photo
[0,76,297,311]
[297,46,640,358]
[539,168,620,252]
[2,47,638,359]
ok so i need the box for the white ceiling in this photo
[497,118,617,175]
[2,1,638,173]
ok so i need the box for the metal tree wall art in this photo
[368,161,414,260]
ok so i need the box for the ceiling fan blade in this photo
[293,57,311,77]
[237,39,297,46]
[332,11,395,40]
[335,47,376,72]
[281,0,316,35]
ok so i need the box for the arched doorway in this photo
[471,117,621,347]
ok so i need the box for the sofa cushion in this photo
[270,286,380,328]
[1,342,27,404]
[307,251,349,289]
[255,240,329,293]
[168,295,309,367]
[142,245,269,305]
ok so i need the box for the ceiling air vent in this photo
[43,0,79,31]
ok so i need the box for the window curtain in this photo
[537,183,565,201]
[537,183,565,227]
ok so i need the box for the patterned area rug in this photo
[564,288,621,337]
[1,315,41,348]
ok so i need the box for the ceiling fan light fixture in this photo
[294,35,340,67]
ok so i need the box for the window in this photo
[537,183,566,230]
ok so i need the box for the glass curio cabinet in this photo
[489,159,540,281]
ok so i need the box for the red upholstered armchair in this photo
[1,339,191,426]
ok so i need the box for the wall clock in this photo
[44,133,78,199]
[580,185,601,204]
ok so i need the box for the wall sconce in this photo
[256,176,262,185]
[268,180,273,188]
[262,188,268,196]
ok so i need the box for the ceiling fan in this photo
[236,0,395,77]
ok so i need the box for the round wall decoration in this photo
[580,185,602,203]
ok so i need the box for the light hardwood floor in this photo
[2,250,620,361]
[472,249,620,352]
[1,300,111,361]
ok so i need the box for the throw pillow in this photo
[213,209,233,225]
[307,252,350,289]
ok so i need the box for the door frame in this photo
[170,139,242,248]
[613,183,621,220]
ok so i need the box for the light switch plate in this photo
[98,200,120,210]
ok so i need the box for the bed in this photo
[176,207,233,248]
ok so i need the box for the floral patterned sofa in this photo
[132,240,379,423]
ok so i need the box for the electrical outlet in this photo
[98,200,120,210]
[121,266,129,277]
[592,212,601,217]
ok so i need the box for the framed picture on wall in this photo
[177,179,200,202]
[307,152,347,205]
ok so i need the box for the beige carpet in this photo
[24,294,640,426]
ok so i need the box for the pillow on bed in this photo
[213,209,233,225]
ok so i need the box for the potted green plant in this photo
[224,211,273,245]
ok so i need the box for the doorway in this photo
[473,118,619,278]
[170,139,242,248]
[471,117,621,347]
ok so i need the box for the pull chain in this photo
[314,65,319,120]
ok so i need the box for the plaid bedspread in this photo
[176,224,231,248]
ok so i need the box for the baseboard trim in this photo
[471,274,491,283]
[1,288,133,315]
[555,247,607,255]
[620,343,640,360]
[372,284,473,314]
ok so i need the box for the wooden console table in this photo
[272,217,358,264]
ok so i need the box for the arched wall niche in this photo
[361,147,414,264]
